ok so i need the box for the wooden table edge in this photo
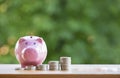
[0,74,120,78]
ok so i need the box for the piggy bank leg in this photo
[21,64,26,68]
[21,63,41,68]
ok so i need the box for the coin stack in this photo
[15,56,72,71]
[48,61,59,71]
[24,65,36,70]
[15,67,24,70]
[60,57,71,71]
[36,64,48,71]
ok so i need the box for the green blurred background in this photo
[0,0,120,64]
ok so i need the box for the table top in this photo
[0,64,120,78]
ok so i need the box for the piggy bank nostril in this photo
[25,42,28,45]
[25,48,36,52]
[33,42,36,45]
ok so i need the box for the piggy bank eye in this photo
[25,42,28,45]
[33,42,36,45]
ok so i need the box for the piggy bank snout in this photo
[24,48,37,54]
[22,48,39,62]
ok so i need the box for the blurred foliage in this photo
[0,0,120,64]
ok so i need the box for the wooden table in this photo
[0,64,120,78]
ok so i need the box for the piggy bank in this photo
[15,36,47,68]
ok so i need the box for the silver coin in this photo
[60,57,71,64]
[15,67,24,70]
[61,64,71,71]
[24,65,35,70]
[48,61,60,71]
[36,64,48,71]
[48,61,59,65]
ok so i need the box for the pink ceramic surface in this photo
[15,36,47,68]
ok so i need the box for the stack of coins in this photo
[60,57,71,71]
[24,65,35,70]
[48,61,59,71]
[15,56,72,71]
[15,67,24,70]
[36,64,48,71]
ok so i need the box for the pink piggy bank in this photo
[15,36,47,68]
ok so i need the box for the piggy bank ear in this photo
[19,38,26,43]
[36,38,42,43]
